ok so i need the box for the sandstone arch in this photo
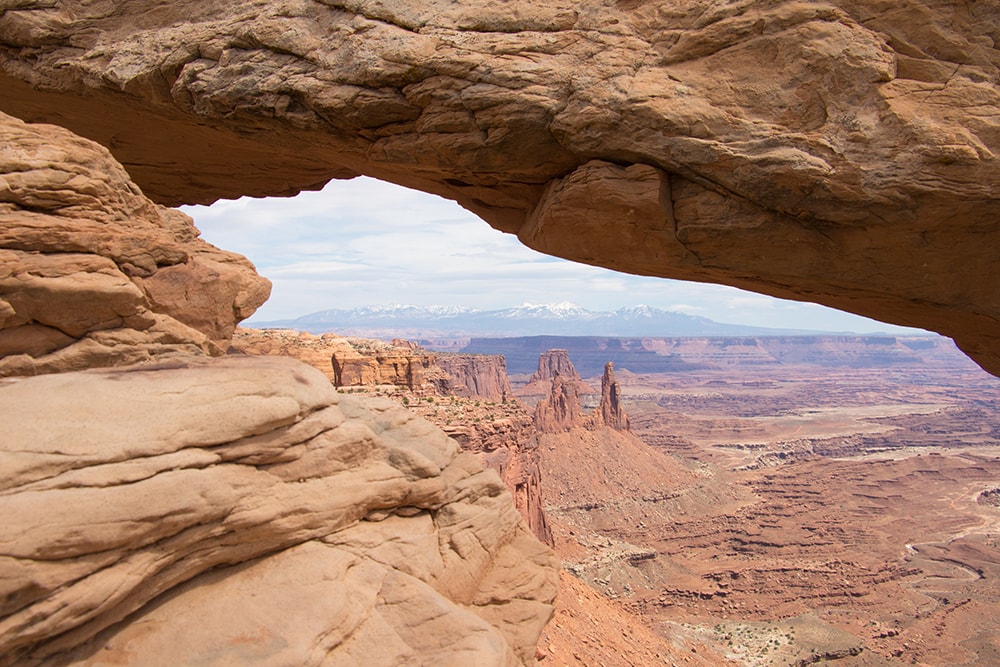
[2,0,999,373]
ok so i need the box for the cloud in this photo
[182,177,927,334]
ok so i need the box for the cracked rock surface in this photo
[0,111,270,376]
[1,1,999,372]
[0,355,557,667]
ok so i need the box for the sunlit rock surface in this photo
[0,111,270,376]
[0,356,557,667]
[1,1,999,371]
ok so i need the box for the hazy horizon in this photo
[183,177,928,336]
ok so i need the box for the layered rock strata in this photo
[0,355,557,667]
[589,361,630,432]
[531,350,582,384]
[519,348,597,405]
[231,328,444,389]
[230,329,551,545]
[534,372,585,434]
[331,337,441,390]
[532,352,629,434]
[435,354,512,403]
[228,327,346,382]
[0,112,269,376]
[232,328,512,401]
[1,1,998,372]
[433,401,554,546]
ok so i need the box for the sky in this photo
[182,176,926,334]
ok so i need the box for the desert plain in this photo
[532,346,1000,665]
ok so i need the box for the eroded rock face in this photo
[436,402,555,547]
[1,1,998,372]
[436,354,513,403]
[230,329,552,546]
[0,112,270,376]
[0,356,557,667]
[229,326,345,382]
[534,372,584,433]
[233,329,515,401]
[590,361,630,432]
[530,349,581,384]
[331,338,441,391]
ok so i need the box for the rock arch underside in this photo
[1,0,999,374]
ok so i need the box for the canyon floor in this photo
[533,360,1000,666]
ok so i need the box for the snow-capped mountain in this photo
[496,302,595,320]
[291,304,476,323]
[251,303,813,338]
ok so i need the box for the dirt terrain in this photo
[542,359,1000,665]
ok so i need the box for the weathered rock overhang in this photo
[2,0,998,373]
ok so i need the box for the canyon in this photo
[3,2,1000,666]
[230,327,1000,665]
[545,353,1000,665]
[465,334,967,377]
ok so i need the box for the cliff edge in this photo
[0,356,557,667]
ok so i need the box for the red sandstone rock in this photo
[589,361,630,432]
[534,372,585,433]
[228,327,343,382]
[0,356,557,667]
[435,353,512,403]
[231,328,553,546]
[519,348,598,406]
[330,338,439,390]
[0,1,998,372]
[531,349,581,383]
[0,112,269,376]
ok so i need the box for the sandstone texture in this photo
[534,371,585,434]
[0,111,269,376]
[409,396,554,546]
[531,349,583,384]
[231,328,552,545]
[229,327,346,382]
[232,328,446,390]
[331,337,441,390]
[519,348,597,403]
[0,355,557,667]
[532,351,630,434]
[435,353,512,403]
[230,328,446,392]
[1,1,999,372]
[591,361,630,432]
[232,328,512,400]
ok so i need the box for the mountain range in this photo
[251,302,880,339]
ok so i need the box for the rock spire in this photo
[592,361,630,432]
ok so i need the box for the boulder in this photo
[0,355,557,667]
[0,112,270,376]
